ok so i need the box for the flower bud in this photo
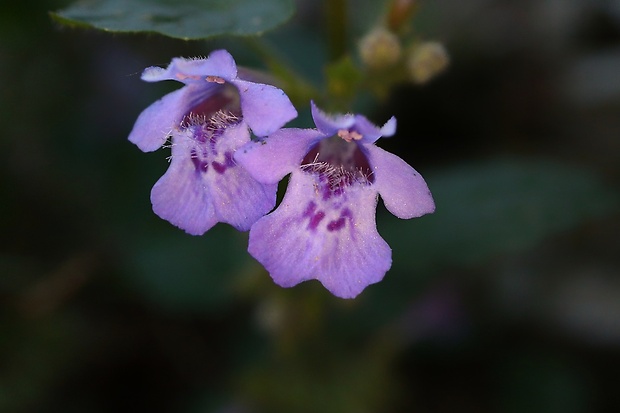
[407,41,450,84]
[358,27,403,70]
[387,0,419,33]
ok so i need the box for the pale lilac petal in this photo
[150,131,218,235]
[310,101,355,135]
[232,79,298,137]
[142,50,237,84]
[248,170,392,298]
[352,115,383,143]
[209,165,277,231]
[140,65,169,82]
[128,87,188,152]
[128,83,223,152]
[353,115,397,144]
[132,51,295,152]
[380,116,397,137]
[234,128,324,184]
[151,124,276,234]
[364,144,435,219]
[208,123,278,230]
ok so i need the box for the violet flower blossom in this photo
[128,50,297,235]
[235,103,435,298]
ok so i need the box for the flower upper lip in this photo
[128,49,297,153]
[310,101,397,144]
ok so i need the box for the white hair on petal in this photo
[182,110,240,138]
[301,152,372,192]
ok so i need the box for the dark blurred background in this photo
[1,0,619,412]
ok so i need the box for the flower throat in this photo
[301,131,374,196]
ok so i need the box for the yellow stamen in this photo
[175,73,201,81]
[206,75,226,84]
[337,129,363,143]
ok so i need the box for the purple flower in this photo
[128,50,297,235]
[235,102,435,298]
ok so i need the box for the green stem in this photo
[243,37,319,109]
[325,0,348,61]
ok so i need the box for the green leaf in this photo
[51,0,295,40]
[120,224,251,314]
[498,351,590,413]
[382,158,619,275]
[352,158,619,326]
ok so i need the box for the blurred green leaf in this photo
[240,342,397,413]
[121,224,251,314]
[324,56,363,110]
[0,317,82,413]
[383,158,619,275]
[498,351,590,413]
[51,0,295,40]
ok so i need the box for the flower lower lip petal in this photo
[152,124,277,234]
[248,170,392,299]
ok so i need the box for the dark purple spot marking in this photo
[182,88,243,176]
[192,127,208,144]
[303,202,316,216]
[190,148,209,173]
[211,151,235,174]
[303,201,325,231]
[190,146,236,175]
[327,208,353,232]
[327,217,345,231]
[309,211,326,231]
